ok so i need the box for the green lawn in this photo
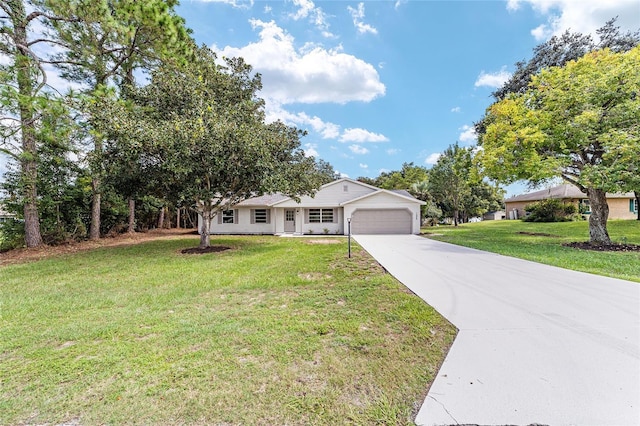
[0,236,455,425]
[423,220,640,282]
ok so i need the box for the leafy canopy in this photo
[478,46,640,193]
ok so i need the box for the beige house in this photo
[199,178,425,235]
[504,184,638,220]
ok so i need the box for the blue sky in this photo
[0,0,638,196]
[176,0,639,195]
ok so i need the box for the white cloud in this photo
[459,125,477,144]
[349,144,369,155]
[304,143,319,157]
[475,66,511,88]
[451,106,461,113]
[264,5,272,13]
[339,128,389,143]
[266,103,340,138]
[508,0,640,41]
[506,0,521,12]
[289,0,333,37]
[531,24,552,41]
[386,148,399,155]
[336,170,349,178]
[212,20,385,105]
[379,168,390,174]
[347,3,378,35]
[359,163,368,169]
[394,0,408,10]
[425,153,442,165]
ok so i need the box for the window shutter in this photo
[250,209,255,224]
[333,208,337,223]
[266,209,271,224]
[217,213,222,224]
[234,209,239,224]
[304,209,309,224]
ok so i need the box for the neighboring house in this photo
[200,178,425,235]
[0,205,16,223]
[504,184,638,220]
[483,211,506,221]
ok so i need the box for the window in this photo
[307,208,335,223]
[343,184,349,192]
[221,210,235,224]
[579,199,591,214]
[631,199,638,213]
[251,209,270,224]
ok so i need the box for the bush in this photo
[0,219,25,251]
[524,199,579,222]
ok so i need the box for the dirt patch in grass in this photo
[181,245,232,255]
[0,228,197,267]
[563,241,640,252]
[517,231,560,237]
[306,239,342,245]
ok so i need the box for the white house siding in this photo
[343,192,422,234]
[204,208,276,234]
[275,180,376,208]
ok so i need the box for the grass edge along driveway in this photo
[0,235,455,426]
[423,220,640,283]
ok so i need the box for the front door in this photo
[284,209,295,233]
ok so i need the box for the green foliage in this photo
[428,144,472,226]
[491,18,639,101]
[120,45,327,247]
[524,199,579,222]
[0,219,25,251]
[478,47,640,243]
[360,162,428,190]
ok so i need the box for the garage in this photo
[351,209,412,234]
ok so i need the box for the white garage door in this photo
[351,209,412,234]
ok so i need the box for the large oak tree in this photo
[129,46,327,248]
[477,47,640,244]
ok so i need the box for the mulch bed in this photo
[563,242,640,252]
[181,245,232,255]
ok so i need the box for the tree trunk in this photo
[199,209,212,248]
[14,4,43,248]
[453,209,459,226]
[635,191,639,221]
[90,180,101,240]
[176,207,181,229]
[157,206,165,229]
[127,198,135,233]
[586,188,611,244]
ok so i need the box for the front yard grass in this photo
[423,220,640,283]
[0,236,455,425]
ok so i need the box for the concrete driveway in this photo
[354,234,640,426]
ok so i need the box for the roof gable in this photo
[341,189,425,205]
[272,178,378,207]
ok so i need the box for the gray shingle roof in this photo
[236,193,291,206]
[506,184,634,202]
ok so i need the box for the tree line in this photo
[0,0,335,249]
[358,153,505,227]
